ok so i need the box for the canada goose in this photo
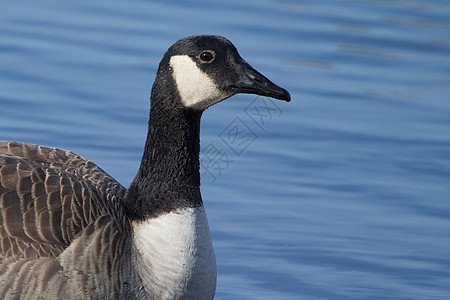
[0,35,290,299]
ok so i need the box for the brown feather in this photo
[0,141,131,299]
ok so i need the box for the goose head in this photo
[152,35,291,111]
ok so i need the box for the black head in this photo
[154,35,291,110]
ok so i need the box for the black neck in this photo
[123,79,203,220]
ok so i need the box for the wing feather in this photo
[0,141,134,298]
[0,141,127,260]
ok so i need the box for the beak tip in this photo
[275,88,291,102]
[283,90,291,102]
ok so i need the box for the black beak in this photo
[231,60,291,102]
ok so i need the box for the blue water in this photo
[1,1,449,299]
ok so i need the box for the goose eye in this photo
[199,51,215,63]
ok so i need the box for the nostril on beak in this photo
[254,76,266,85]
[247,69,267,86]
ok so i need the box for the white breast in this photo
[132,206,216,299]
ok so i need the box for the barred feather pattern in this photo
[0,141,136,299]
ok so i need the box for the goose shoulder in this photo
[0,140,131,298]
[0,140,128,256]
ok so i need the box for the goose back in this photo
[0,141,135,299]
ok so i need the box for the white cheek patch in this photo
[169,55,231,109]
